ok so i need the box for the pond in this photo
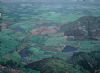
[62,46,78,52]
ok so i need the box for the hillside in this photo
[61,16,100,40]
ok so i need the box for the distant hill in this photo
[61,16,100,40]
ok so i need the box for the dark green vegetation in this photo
[0,1,100,73]
[25,57,83,73]
[25,51,100,73]
[71,51,100,73]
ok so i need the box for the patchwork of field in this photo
[0,1,100,73]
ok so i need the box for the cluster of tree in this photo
[0,50,100,73]
[25,57,83,73]
[0,59,40,73]
[70,51,100,73]
[24,50,100,73]
[0,60,22,68]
